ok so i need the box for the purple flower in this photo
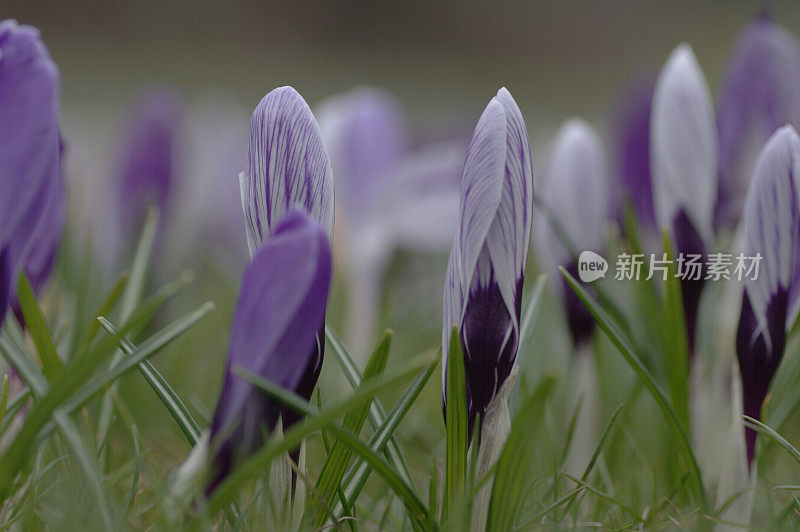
[535,119,610,347]
[736,125,800,464]
[717,14,800,229]
[613,77,656,231]
[208,208,332,492]
[651,44,717,350]
[442,88,533,433]
[117,87,183,240]
[0,20,61,324]
[239,86,334,255]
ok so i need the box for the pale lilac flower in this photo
[736,125,800,463]
[442,88,533,432]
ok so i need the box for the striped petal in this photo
[717,14,800,228]
[208,208,331,492]
[241,86,334,256]
[651,44,717,249]
[736,125,800,461]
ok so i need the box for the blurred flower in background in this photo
[716,12,800,230]
[317,87,463,362]
[0,20,63,324]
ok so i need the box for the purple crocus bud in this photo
[717,14,800,229]
[0,20,61,324]
[442,88,533,433]
[613,77,656,231]
[651,44,717,350]
[317,87,406,223]
[240,86,334,256]
[117,87,183,240]
[208,208,332,492]
[535,118,609,347]
[736,125,800,463]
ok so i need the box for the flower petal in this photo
[209,208,331,490]
[651,44,717,248]
[242,86,334,253]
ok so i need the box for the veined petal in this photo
[651,44,717,248]
[316,87,406,222]
[457,99,506,297]
[209,208,331,491]
[242,86,334,254]
[717,14,800,228]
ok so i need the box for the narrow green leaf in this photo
[661,231,690,430]
[487,375,556,531]
[120,207,160,320]
[443,327,467,525]
[210,351,436,514]
[0,375,8,433]
[744,415,800,466]
[97,317,203,445]
[16,274,62,381]
[314,330,392,526]
[337,357,438,514]
[559,266,709,513]
[325,327,413,485]
[125,425,141,512]
[76,271,129,352]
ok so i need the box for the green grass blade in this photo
[120,208,160,321]
[97,317,203,445]
[76,271,129,352]
[744,415,800,466]
[337,357,438,514]
[661,232,690,430]
[443,328,467,526]
[313,330,392,526]
[560,266,709,513]
[487,375,556,531]
[16,274,62,381]
[210,351,436,514]
[325,327,413,485]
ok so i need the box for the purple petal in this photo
[651,44,717,248]
[613,77,656,229]
[241,86,334,256]
[717,15,800,229]
[117,87,183,239]
[208,208,331,492]
[317,87,406,222]
[0,20,60,323]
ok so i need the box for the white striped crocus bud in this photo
[442,87,533,434]
[239,86,334,255]
[651,44,718,351]
[736,125,800,464]
[535,118,609,347]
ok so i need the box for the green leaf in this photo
[337,356,438,515]
[210,351,436,514]
[487,375,556,531]
[97,316,204,445]
[16,274,62,381]
[661,231,690,430]
[559,266,709,513]
[744,415,800,467]
[76,271,129,352]
[443,327,467,526]
[325,327,413,485]
[313,330,392,526]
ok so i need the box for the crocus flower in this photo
[117,87,183,241]
[651,44,717,350]
[717,13,800,229]
[736,125,800,463]
[0,20,61,324]
[535,118,609,347]
[614,77,656,233]
[442,87,533,433]
[240,86,334,254]
[208,208,332,492]
[238,86,334,430]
